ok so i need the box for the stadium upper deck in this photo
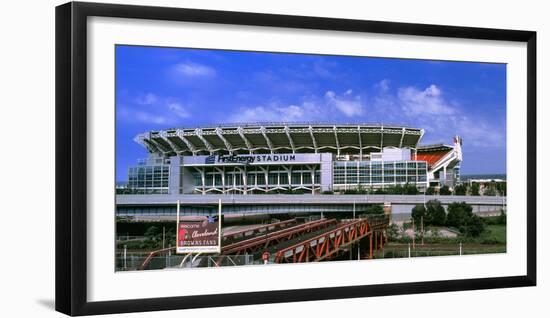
[133,123,424,157]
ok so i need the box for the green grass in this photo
[478,224,506,244]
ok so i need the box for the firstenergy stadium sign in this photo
[183,153,321,166]
[206,154,296,164]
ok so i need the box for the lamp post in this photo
[411,217,415,250]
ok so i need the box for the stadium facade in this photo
[124,123,462,195]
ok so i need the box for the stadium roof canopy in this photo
[134,123,425,156]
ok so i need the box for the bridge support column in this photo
[374,231,378,252]
[369,233,373,259]
[379,231,384,250]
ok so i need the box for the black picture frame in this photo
[55,1,537,316]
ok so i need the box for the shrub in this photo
[446,202,485,237]
[446,202,473,228]
[439,185,451,195]
[365,204,384,214]
[426,200,446,226]
[411,204,426,225]
[144,225,160,237]
[484,186,497,196]
[497,210,507,225]
[470,183,480,196]
[454,184,467,195]
[405,183,419,195]
[388,184,404,195]
[464,215,485,237]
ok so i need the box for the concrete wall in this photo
[320,153,333,192]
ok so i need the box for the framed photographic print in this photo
[55,1,536,316]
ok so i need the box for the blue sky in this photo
[116,45,506,181]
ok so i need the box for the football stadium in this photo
[115,123,511,270]
[124,123,462,196]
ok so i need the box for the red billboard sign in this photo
[176,216,220,253]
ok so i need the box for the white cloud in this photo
[376,79,390,93]
[368,82,504,148]
[168,102,190,119]
[230,89,365,123]
[312,61,333,78]
[325,90,364,117]
[173,62,216,77]
[118,93,192,125]
[134,111,169,125]
[118,107,170,125]
[398,84,456,116]
[230,103,317,123]
[135,93,157,105]
[449,116,504,147]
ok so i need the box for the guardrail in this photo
[117,194,507,206]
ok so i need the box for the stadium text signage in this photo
[205,154,296,164]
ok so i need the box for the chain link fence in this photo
[377,244,506,258]
[116,252,254,271]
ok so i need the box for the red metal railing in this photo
[223,219,297,242]
[273,216,389,263]
[221,218,337,256]
[139,218,336,269]
[139,216,389,269]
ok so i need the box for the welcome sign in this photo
[177,217,220,253]
[176,200,222,254]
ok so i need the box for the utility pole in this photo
[162,226,166,249]
[421,216,424,246]
[123,245,127,270]
[167,244,171,267]
[412,218,416,250]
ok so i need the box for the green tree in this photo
[356,184,366,194]
[470,183,480,196]
[497,210,507,225]
[144,225,160,238]
[425,186,436,195]
[464,215,485,237]
[390,184,404,195]
[386,223,399,240]
[446,202,473,228]
[425,199,446,226]
[454,184,467,195]
[405,183,419,195]
[411,204,426,225]
[484,186,497,196]
[343,188,357,194]
[365,204,384,214]
[497,182,507,196]
[439,185,451,195]
[446,202,485,237]
[374,188,387,194]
